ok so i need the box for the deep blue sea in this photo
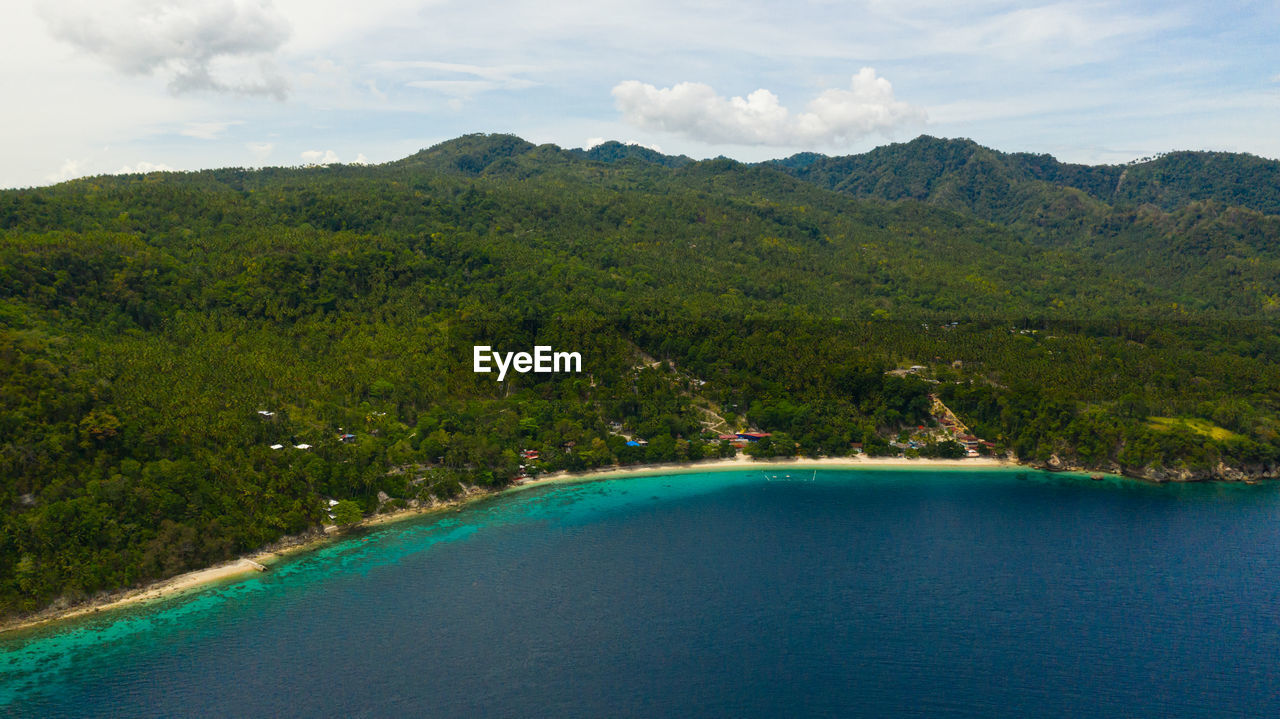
[3,468,1280,718]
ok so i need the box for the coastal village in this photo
[276,356,988,494]
[251,349,995,494]
[504,357,994,483]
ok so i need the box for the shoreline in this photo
[516,453,1015,488]
[0,454,1070,635]
[0,530,332,636]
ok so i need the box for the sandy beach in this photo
[0,454,1015,635]
[0,536,332,635]
[522,453,1012,488]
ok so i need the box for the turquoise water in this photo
[3,468,1279,717]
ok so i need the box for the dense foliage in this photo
[1,133,1277,616]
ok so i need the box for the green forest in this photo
[1,133,1278,617]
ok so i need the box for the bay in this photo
[3,468,1279,717]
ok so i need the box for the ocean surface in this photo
[3,468,1280,718]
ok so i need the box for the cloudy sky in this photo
[4,0,1278,188]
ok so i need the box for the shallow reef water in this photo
[3,468,1279,717]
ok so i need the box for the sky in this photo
[3,0,1278,188]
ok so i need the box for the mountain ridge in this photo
[384,132,1280,217]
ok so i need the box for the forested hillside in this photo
[770,135,1280,217]
[1,133,1278,617]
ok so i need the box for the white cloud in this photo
[930,4,1180,67]
[117,160,174,174]
[180,121,242,140]
[612,68,926,147]
[354,153,369,164]
[405,80,502,96]
[300,149,339,164]
[46,158,84,183]
[247,142,275,161]
[40,0,291,98]
[372,60,540,80]
[381,60,539,97]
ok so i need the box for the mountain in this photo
[392,132,538,175]
[1,133,1277,618]
[761,136,1280,310]
[567,140,694,168]
[1108,151,1280,214]
[768,135,1280,217]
